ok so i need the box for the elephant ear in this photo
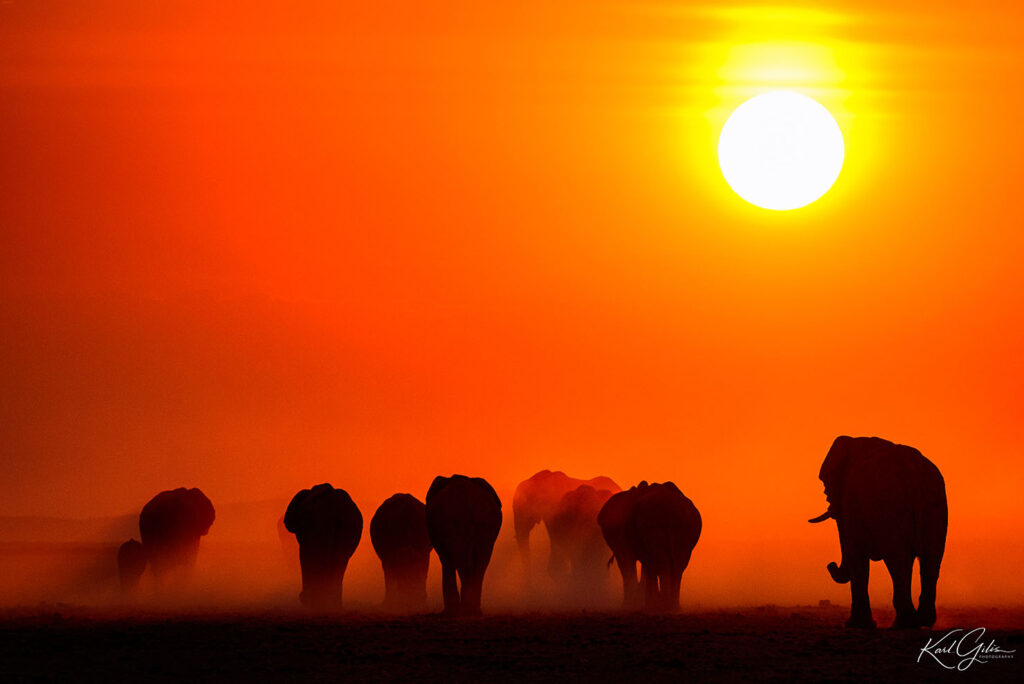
[425,476,451,506]
[331,488,363,527]
[283,488,312,533]
[819,436,853,503]
[471,477,503,511]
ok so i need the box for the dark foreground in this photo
[0,606,1020,683]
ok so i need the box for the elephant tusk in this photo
[808,511,832,523]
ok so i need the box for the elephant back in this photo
[427,475,502,512]
[586,476,622,494]
[139,487,216,547]
[284,483,363,553]
[550,485,613,548]
[370,493,431,561]
[631,483,701,538]
[824,438,946,514]
[553,486,613,529]
[628,482,701,568]
[512,470,570,513]
[425,475,503,555]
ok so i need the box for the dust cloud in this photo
[0,479,1020,615]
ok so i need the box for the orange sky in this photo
[1,1,1022,605]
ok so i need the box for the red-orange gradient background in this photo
[1,1,1022,606]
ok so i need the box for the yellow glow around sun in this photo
[674,4,877,217]
[718,91,844,210]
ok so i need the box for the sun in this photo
[718,91,844,211]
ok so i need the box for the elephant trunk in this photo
[827,561,850,584]
[809,508,848,582]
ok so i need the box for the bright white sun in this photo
[718,91,844,211]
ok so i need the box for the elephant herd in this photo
[514,473,702,612]
[116,436,949,629]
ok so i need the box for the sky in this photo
[1,1,1022,605]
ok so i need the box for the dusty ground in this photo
[0,605,1020,683]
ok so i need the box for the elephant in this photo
[370,493,432,612]
[425,474,502,616]
[809,436,948,629]
[546,485,616,603]
[284,483,363,609]
[513,470,620,583]
[598,481,702,612]
[117,538,147,593]
[138,487,215,582]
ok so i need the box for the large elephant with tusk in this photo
[809,436,947,629]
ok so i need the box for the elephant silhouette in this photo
[284,483,363,610]
[117,538,147,593]
[138,487,215,584]
[809,436,948,629]
[547,484,616,604]
[598,481,701,612]
[370,493,432,612]
[513,470,620,584]
[425,474,502,616]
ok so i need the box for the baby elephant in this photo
[370,493,433,612]
[117,538,147,593]
[284,483,363,609]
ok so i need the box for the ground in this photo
[0,606,1020,682]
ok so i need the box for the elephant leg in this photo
[334,557,349,608]
[643,567,659,612]
[415,558,431,609]
[460,569,484,617]
[299,545,341,608]
[917,553,941,627]
[399,559,430,612]
[884,555,917,629]
[635,566,648,610]
[846,556,875,629]
[440,561,460,616]
[381,562,399,609]
[515,521,533,583]
[547,542,570,586]
[615,556,639,609]
[664,571,682,613]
